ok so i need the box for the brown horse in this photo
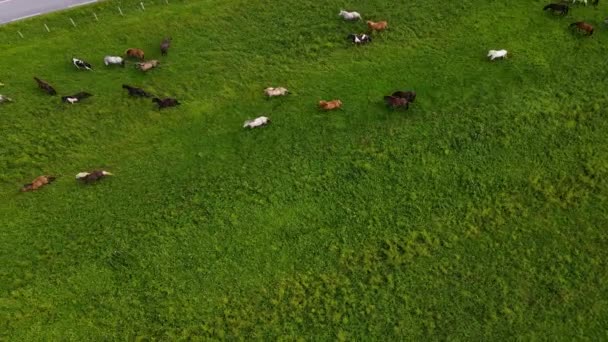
[367,20,388,32]
[160,37,172,55]
[384,96,409,110]
[318,99,342,110]
[125,48,145,60]
[391,90,416,103]
[570,21,594,35]
[34,77,57,95]
[21,175,56,192]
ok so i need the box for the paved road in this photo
[0,0,98,25]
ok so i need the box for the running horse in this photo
[543,3,569,15]
[570,21,594,35]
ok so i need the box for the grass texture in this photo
[1,0,608,339]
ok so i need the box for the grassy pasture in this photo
[1,0,608,339]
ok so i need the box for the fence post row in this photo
[13,1,175,38]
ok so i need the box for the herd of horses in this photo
[15,38,178,191]
[28,39,178,108]
[544,1,602,35]
[6,1,601,192]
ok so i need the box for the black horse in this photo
[543,3,569,15]
[122,84,153,98]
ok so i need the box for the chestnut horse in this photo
[125,48,145,60]
[21,175,56,192]
[319,99,342,110]
[570,21,594,35]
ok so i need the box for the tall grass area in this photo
[1,0,607,339]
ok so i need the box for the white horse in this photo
[339,10,361,21]
[0,94,12,103]
[243,116,271,128]
[104,56,125,66]
[572,0,587,5]
[487,49,508,60]
[264,87,289,97]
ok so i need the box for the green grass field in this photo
[1,0,608,339]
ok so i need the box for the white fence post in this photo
[44,24,50,32]
[93,13,99,21]
[17,31,24,38]
[70,18,77,27]
[140,2,145,10]
[118,6,124,16]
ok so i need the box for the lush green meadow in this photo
[1,0,608,339]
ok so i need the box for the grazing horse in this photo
[21,175,56,192]
[348,33,372,44]
[76,170,113,183]
[543,3,569,15]
[0,94,12,103]
[243,116,271,128]
[122,84,153,97]
[384,96,409,110]
[264,87,289,97]
[160,37,172,55]
[136,60,160,72]
[392,90,416,103]
[487,49,508,60]
[339,10,362,21]
[104,56,125,67]
[152,97,180,109]
[34,77,57,95]
[319,99,342,110]
[367,20,388,32]
[72,58,93,70]
[125,48,145,60]
[570,21,594,35]
[62,91,92,104]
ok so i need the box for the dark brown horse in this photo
[543,3,569,15]
[384,96,409,109]
[34,77,57,95]
[160,37,172,56]
[391,90,416,103]
[570,21,594,35]
[152,97,180,109]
